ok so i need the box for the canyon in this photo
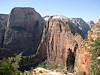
[0,7,99,75]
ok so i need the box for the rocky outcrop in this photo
[70,18,90,38]
[0,8,47,69]
[38,16,85,73]
[21,67,66,75]
[88,20,100,41]
[37,16,92,75]
[3,7,45,56]
[0,14,8,47]
[75,41,91,75]
[76,19,100,75]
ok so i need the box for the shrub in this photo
[0,54,22,75]
[38,61,64,71]
[90,39,100,75]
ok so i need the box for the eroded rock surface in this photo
[3,7,45,56]
[76,41,91,75]
[38,16,86,73]
[76,20,100,75]
[70,18,90,38]
[87,20,95,28]
[88,20,100,41]
[21,67,66,75]
[0,10,92,75]
[0,14,8,47]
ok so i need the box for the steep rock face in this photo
[39,16,84,73]
[0,14,8,47]
[87,20,95,28]
[76,41,91,75]
[76,20,100,75]
[70,18,90,38]
[84,21,100,75]
[3,7,45,56]
[21,67,66,75]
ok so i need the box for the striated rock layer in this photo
[76,41,91,75]
[0,7,47,70]
[0,14,8,47]
[77,20,100,75]
[39,15,90,74]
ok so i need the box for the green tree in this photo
[0,54,22,75]
[90,39,100,75]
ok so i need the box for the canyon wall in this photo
[0,8,92,74]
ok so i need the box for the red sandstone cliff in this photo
[38,16,91,74]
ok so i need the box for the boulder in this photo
[21,67,66,75]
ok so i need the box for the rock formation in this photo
[88,20,100,41]
[70,18,90,38]
[0,14,8,47]
[3,7,45,56]
[0,8,92,75]
[38,16,90,73]
[76,19,100,75]
[76,41,91,75]
[21,67,66,75]
[87,20,95,28]
[0,7,47,70]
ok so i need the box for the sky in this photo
[0,0,100,22]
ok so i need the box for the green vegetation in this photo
[0,54,22,75]
[38,61,65,71]
[90,39,100,75]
